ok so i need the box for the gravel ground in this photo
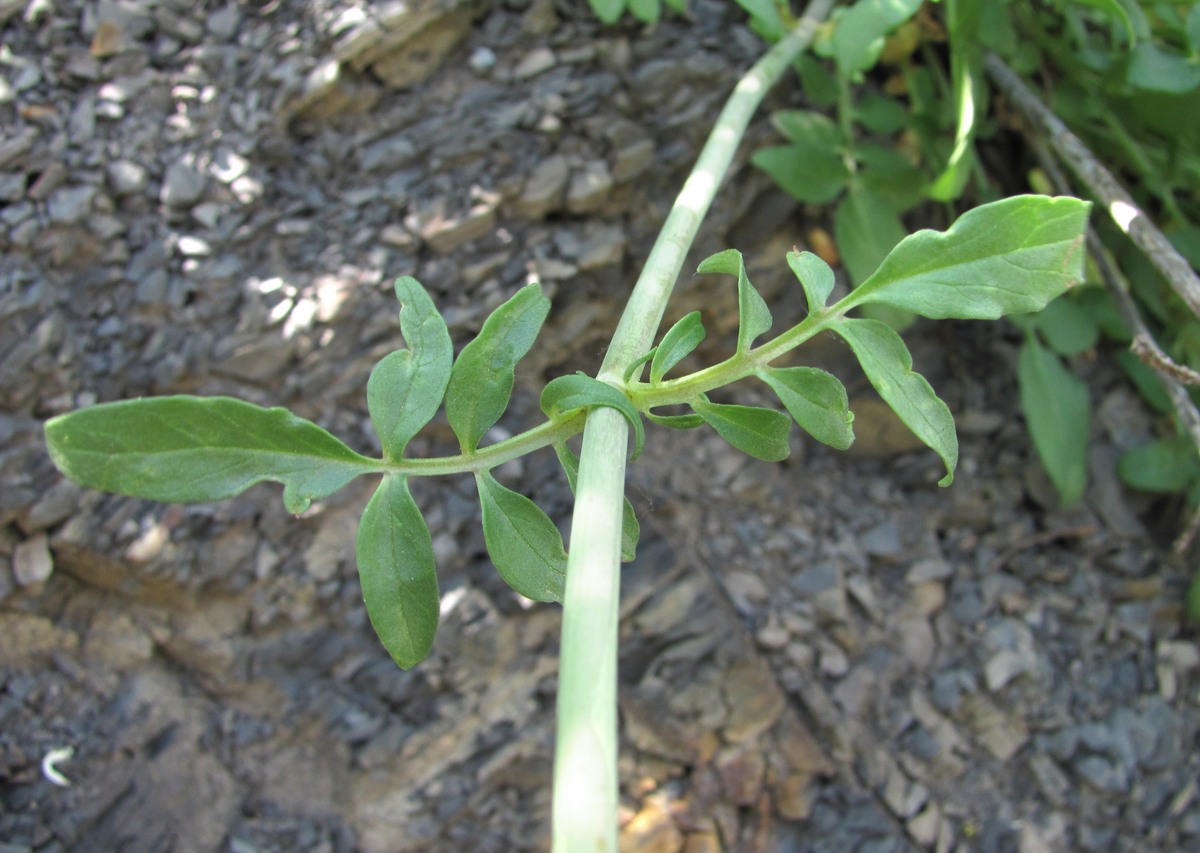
[2,1,1198,851]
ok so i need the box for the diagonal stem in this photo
[551,3,835,850]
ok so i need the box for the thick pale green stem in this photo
[551,4,834,850]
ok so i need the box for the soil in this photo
[2,2,1198,852]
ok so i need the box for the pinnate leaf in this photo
[757,367,854,450]
[845,196,1091,319]
[356,475,439,669]
[692,397,791,462]
[368,277,452,460]
[44,396,379,514]
[836,319,958,486]
[555,445,639,563]
[445,283,549,453]
[787,251,836,314]
[477,472,567,603]
[651,311,706,383]
[541,374,644,460]
[1017,336,1090,504]
[696,249,772,353]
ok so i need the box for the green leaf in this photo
[44,396,379,514]
[1072,0,1136,44]
[854,94,909,134]
[831,0,924,75]
[1117,437,1200,493]
[628,0,660,23]
[1127,43,1200,94]
[752,144,850,205]
[844,196,1091,319]
[646,410,705,429]
[696,249,773,353]
[356,475,439,669]
[1114,350,1172,414]
[1033,295,1100,357]
[477,472,567,603]
[1016,335,1090,504]
[731,0,787,41]
[757,367,854,450]
[772,109,844,148]
[589,0,624,24]
[855,144,926,213]
[625,349,656,385]
[835,319,958,486]
[651,311,706,383]
[835,183,906,287]
[692,397,791,462]
[541,374,645,460]
[445,283,549,453]
[368,277,453,460]
[787,251,836,314]
[554,445,639,563]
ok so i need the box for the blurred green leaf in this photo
[751,144,849,205]
[356,475,439,669]
[44,396,378,515]
[836,319,958,486]
[731,0,787,41]
[856,144,926,212]
[628,0,661,23]
[1117,436,1200,493]
[831,0,924,75]
[757,366,854,450]
[554,445,639,563]
[477,472,567,603]
[1017,336,1090,504]
[795,54,839,107]
[1071,0,1136,44]
[854,94,909,134]
[846,196,1091,319]
[697,249,773,353]
[1034,294,1100,356]
[927,0,983,202]
[787,250,836,314]
[772,109,844,148]
[445,283,549,453]
[692,397,792,461]
[651,311,706,383]
[541,374,644,460]
[368,277,453,460]
[835,183,906,286]
[1127,43,1200,93]
[589,0,624,24]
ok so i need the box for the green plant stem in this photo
[382,412,586,477]
[551,3,834,850]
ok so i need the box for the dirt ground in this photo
[2,1,1198,851]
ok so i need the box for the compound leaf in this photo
[445,283,549,453]
[845,196,1091,319]
[44,395,379,514]
[692,397,791,462]
[757,367,854,450]
[541,374,644,460]
[697,249,773,353]
[356,474,439,669]
[368,277,452,460]
[651,311,706,383]
[555,444,639,563]
[836,319,958,486]
[477,471,567,603]
[787,250,836,314]
[1016,335,1090,504]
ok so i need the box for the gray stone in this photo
[0,171,25,202]
[161,159,207,208]
[514,47,556,80]
[207,5,241,41]
[612,138,655,183]
[13,533,53,586]
[1074,754,1128,793]
[565,161,613,214]
[789,560,846,622]
[515,155,568,220]
[46,185,98,224]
